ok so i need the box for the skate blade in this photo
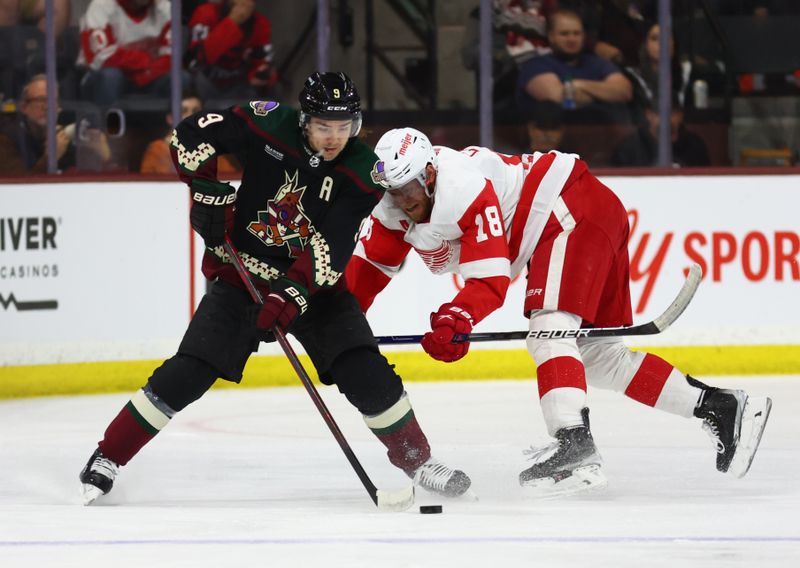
[728,397,772,479]
[521,464,607,498]
[80,483,104,506]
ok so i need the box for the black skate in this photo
[519,408,607,497]
[79,448,119,505]
[408,457,472,498]
[695,387,772,478]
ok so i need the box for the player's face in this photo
[306,117,353,161]
[387,178,433,223]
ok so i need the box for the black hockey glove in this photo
[251,277,309,331]
[189,179,236,247]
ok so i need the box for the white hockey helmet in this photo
[374,127,436,190]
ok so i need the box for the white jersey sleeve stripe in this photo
[459,257,511,280]
[510,152,576,278]
[543,197,577,310]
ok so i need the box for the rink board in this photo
[1,174,799,397]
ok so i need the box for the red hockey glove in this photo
[189,180,236,247]
[251,277,309,331]
[421,303,474,363]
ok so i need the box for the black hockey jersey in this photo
[171,100,386,297]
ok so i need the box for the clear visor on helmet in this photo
[384,169,431,203]
[300,111,362,137]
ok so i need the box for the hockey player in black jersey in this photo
[79,72,471,505]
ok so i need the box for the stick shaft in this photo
[222,236,380,505]
[376,264,702,345]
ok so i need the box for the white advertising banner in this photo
[1,182,192,364]
[609,175,800,346]
[2,174,798,366]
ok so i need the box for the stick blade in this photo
[376,485,415,511]
[652,263,703,332]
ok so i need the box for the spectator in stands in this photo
[185,0,277,101]
[77,0,186,106]
[525,100,568,153]
[516,9,632,117]
[625,23,691,111]
[561,1,657,66]
[0,74,111,174]
[610,92,710,167]
[140,92,239,175]
[0,0,70,37]
[461,1,554,114]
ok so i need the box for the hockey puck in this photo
[419,505,443,514]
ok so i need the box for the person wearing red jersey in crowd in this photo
[346,127,772,497]
[186,0,277,100]
[77,0,188,106]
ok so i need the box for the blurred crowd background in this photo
[1,0,799,177]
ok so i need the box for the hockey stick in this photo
[376,263,703,345]
[222,236,414,511]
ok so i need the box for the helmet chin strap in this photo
[300,128,324,160]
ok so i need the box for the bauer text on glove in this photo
[190,179,236,247]
[251,278,309,331]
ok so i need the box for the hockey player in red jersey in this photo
[78,75,470,505]
[346,127,772,497]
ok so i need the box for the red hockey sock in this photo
[536,356,588,434]
[536,356,587,398]
[624,353,673,407]
[97,389,172,466]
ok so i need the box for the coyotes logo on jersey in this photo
[248,170,314,257]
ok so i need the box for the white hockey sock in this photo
[540,387,587,436]
[654,368,703,418]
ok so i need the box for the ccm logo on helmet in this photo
[192,193,236,206]
[325,105,349,111]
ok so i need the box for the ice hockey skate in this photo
[695,388,772,478]
[408,457,472,498]
[79,448,119,505]
[519,408,607,498]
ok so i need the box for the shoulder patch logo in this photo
[247,170,315,258]
[249,100,280,116]
[370,160,387,186]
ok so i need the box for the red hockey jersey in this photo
[78,0,172,87]
[187,3,275,90]
[347,147,586,325]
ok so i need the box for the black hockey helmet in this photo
[298,71,362,137]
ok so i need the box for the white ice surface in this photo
[0,376,797,567]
